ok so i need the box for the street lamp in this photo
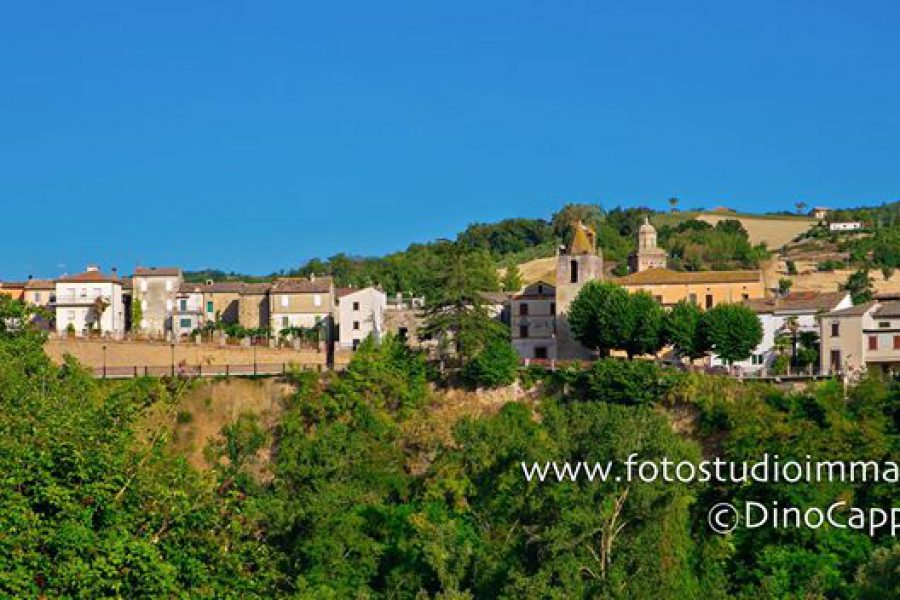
[253,341,258,376]
[170,342,176,377]
[102,344,107,379]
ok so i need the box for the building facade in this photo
[132,267,183,335]
[173,283,205,337]
[238,283,272,330]
[511,281,556,359]
[201,282,243,325]
[54,265,125,335]
[269,276,334,336]
[337,286,386,350]
[819,301,900,379]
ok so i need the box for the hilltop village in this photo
[2,208,898,380]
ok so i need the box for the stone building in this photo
[269,276,334,336]
[239,283,272,330]
[510,281,556,359]
[132,267,183,335]
[819,300,900,379]
[554,221,604,359]
[628,217,668,273]
[201,282,243,325]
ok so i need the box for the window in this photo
[879,321,891,328]
[281,316,289,328]
[654,295,663,304]
[165,299,173,311]
[281,295,289,307]
[688,293,698,305]
[519,303,529,316]
[831,322,840,337]
[537,285,543,294]
[550,302,556,314]
[313,294,322,307]
[742,293,749,301]
[894,335,900,350]
[179,318,191,328]
[165,280,173,292]
[352,301,360,311]
[35,292,41,303]
[752,354,764,365]
[398,327,408,341]
[179,299,187,311]
[519,325,529,338]
[705,294,714,309]
[353,321,360,330]
[206,301,214,313]
[868,336,878,351]
[534,347,548,359]
[570,260,579,283]
[352,339,361,351]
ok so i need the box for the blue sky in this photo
[1,1,898,279]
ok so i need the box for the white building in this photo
[336,287,387,350]
[55,265,125,336]
[173,283,205,337]
[829,222,863,232]
[711,291,851,373]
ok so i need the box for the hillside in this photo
[695,213,816,249]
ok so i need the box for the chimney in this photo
[206,279,213,286]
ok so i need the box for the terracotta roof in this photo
[134,266,182,277]
[744,291,849,314]
[824,301,877,318]
[271,277,333,294]
[179,283,205,294]
[613,268,762,286]
[58,269,120,284]
[336,287,355,298]
[200,282,245,293]
[24,279,55,290]
[0,281,26,289]
[240,283,272,294]
[873,302,900,319]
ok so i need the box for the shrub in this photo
[582,358,679,405]
[463,338,520,388]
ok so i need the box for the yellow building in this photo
[612,268,766,308]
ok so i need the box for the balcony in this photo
[55,294,112,307]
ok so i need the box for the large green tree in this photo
[663,299,709,361]
[699,303,763,365]
[567,281,632,357]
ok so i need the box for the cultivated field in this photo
[695,213,816,249]
[45,338,349,370]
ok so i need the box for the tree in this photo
[699,303,763,365]
[843,268,874,304]
[620,291,665,359]
[668,197,679,212]
[420,244,505,362]
[131,297,143,332]
[463,338,520,388]
[567,281,631,357]
[663,300,709,361]
[551,203,604,242]
[90,296,110,331]
[795,200,808,215]
[778,277,793,296]
[501,264,523,292]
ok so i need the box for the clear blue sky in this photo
[2,1,898,279]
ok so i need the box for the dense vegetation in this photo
[186,203,773,295]
[2,296,898,598]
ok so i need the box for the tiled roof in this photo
[24,279,55,290]
[335,287,355,298]
[58,270,120,284]
[480,291,511,304]
[744,291,849,314]
[613,268,762,286]
[179,283,205,294]
[134,267,182,277]
[0,281,26,289]
[824,301,877,318]
[200,282,245,293]
[240,283,272,294]
[873,302,900,319]
[271,277,333,294]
